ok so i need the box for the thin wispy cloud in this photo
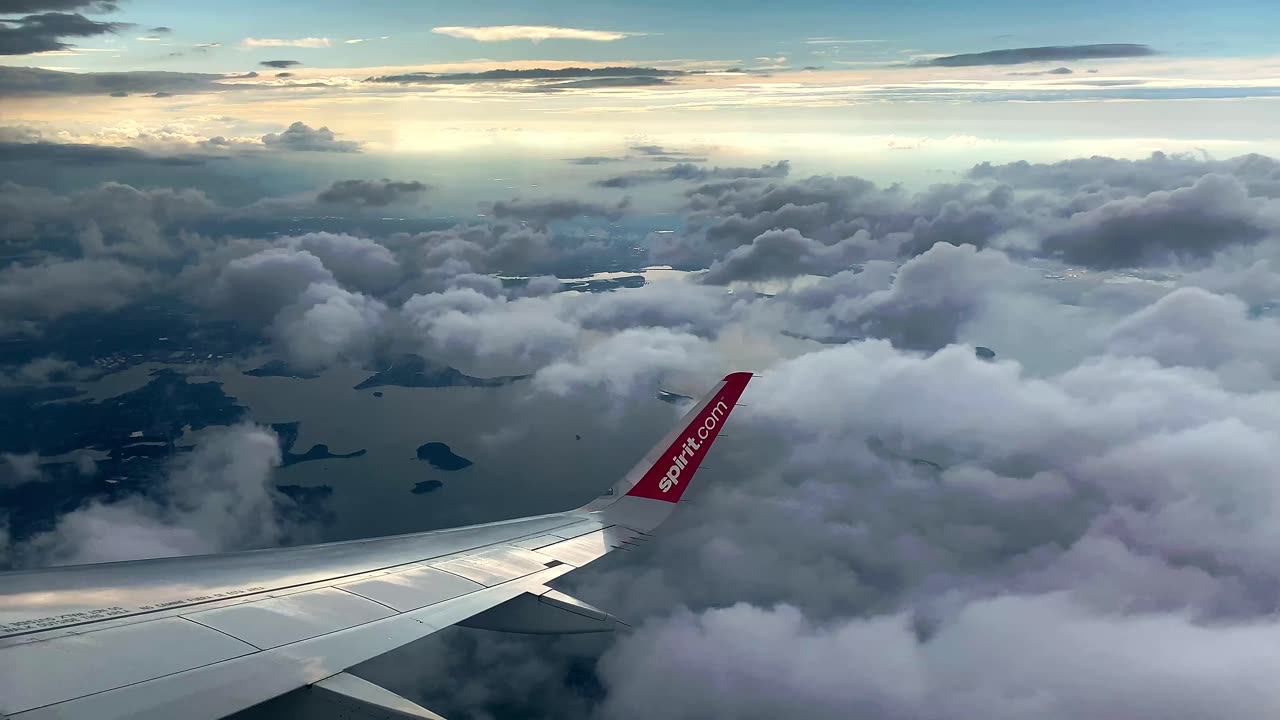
[805,37,885,45]
[241,37,332,49]
[431,25,642,42]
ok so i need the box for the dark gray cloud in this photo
[366,66,686,85]
[274,71,293,78]
[0,65,226,96]
[1040,173,1278,268]
[597,160,790,188]
[630,143,707,162]
[0,140,210,166]
[702,228,865,283]
[0,180,220,258]
[0,257,150,334]
[0,2,118,11]
[565,155,620,165]
[258,59,300,69]
[315,179,429,207]
[488,196,630,227]
[1009,66,1074,76]
[146,25,171,33]
[630,144,698,157]
[0,10,125,55]
[668,154,1280,274]
[520,75,674,92]
[260,121,361,153]
[922,43,1156,67]
[968,151,1280,197]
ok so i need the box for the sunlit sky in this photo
[5,0,1280,184]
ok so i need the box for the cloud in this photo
[271,282,388,370]
[520,75,675,92]
[566,156,621,165]
[488,196,630,227]
[282,232,401,293]
[365,66,684,85]
[598,598,1280,720]
[702,228,865,284]
[9,141,1280,718]
[1106,287,1280,389]
[258,59,300,69]
[533,327,715,398]
[0,258,150,335]
[0,65,229,97]
[0,180,226,260]
[630,144,700,158]
[315,179,429,207]
[0,2,118,11]
[922,43,1156,67]
[240,36,331,48]
[0,140,211,166]
[16,425,290,566]
[400,289,580,371]
[1009,66,1074,76]
[208,247,336,326]
[1040,173,1279,268]
[260,121,360,153]
[431,25,642,43]
[0,10,126,55]
[597,160,791,189]
[666,153,1280,274]
[1,453,42,487]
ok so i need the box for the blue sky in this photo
[32,0,1280,72]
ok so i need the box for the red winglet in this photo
[625,372,753,503]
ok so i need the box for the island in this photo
[563,275,646,292]
[272,422,367,467]
[415,442,472,471]
[411,480,444,495]
[354,354,526,391]
[276,484,336,524]
[243,360,319,379]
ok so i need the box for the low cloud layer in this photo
[6,138,1280,718]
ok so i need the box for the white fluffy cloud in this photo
[431,25,641,42]
[15,425,286,566]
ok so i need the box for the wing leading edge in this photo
[0,372,753,720]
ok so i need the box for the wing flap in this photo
[533,527,645,567]
[0,617,257,716]
[430,546,558,587]
[337,565,483,613]
[185,587,396,651]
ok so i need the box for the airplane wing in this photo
[0,372,753,720]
